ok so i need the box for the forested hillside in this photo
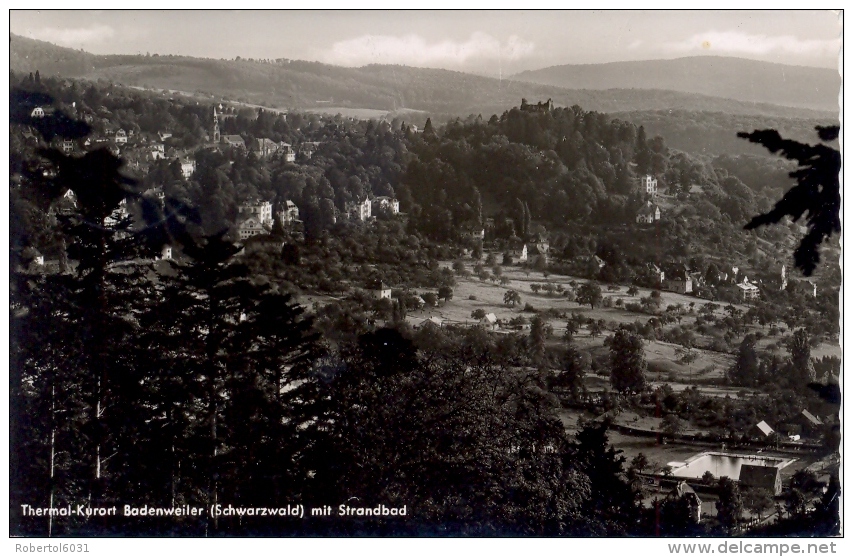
[615,110,838,156]
[11,34,835,120]
[512,56,840,112]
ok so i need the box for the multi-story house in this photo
[637,175,658,196]
[636,202,661,224]
[239,199,273,226]
[277,200,300,224]
[372,196,400,215]
[347,198,372,221]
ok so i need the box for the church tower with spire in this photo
[212,105,221,143]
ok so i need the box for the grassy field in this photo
[296,256,837,384]
[296,259,824,489]
[419,259,729,325]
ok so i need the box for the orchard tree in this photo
[504,290,521,308]
[577,282,603,309]
[589,320,603,340]
[630,453,649,474]
[660,414,685,439]
[675,347,698,370]
[564,320,579,342]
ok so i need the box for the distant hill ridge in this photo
[10,33,837,119]
[511,56,840,113]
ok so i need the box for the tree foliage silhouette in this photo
[738,126,840,276]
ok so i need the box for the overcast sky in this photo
[10,10,842,76]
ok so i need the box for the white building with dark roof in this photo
[237,216,271,240]
[372,196,400,215]
[480,313,498,330]
[180,157,196,178]
[239,199,273,226]
[636,203,661,224]
[367,280,392,299]
[277,200,300,224]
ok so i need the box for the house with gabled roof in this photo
[221,135,246,149]
[252,138,281,158]
[277,200,300,225]
[149,143,166,160]
[372,196,400,215]
[739,464,782,495]
[480,313,498,330]
[648,263,665,283]
[367,279,392,300]
[280,142,296,162]
[662,263,692,294]
[237,215,271,240]
[418,316,443,329]
[239,199,273,226]
[636,202,661,224]
[670,481,702,523]
[300,141,321,158]
[800,409,823,428]
[753,420,774,438]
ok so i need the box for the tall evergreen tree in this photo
[572,421,641,535]
[715,477,744,534]
[609,329,647,394]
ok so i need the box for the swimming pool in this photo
[668,452,796,480]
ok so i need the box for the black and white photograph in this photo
[7,8,842,543]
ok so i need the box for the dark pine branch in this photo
[737,126,840,276]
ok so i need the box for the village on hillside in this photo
[10,60,840,539]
